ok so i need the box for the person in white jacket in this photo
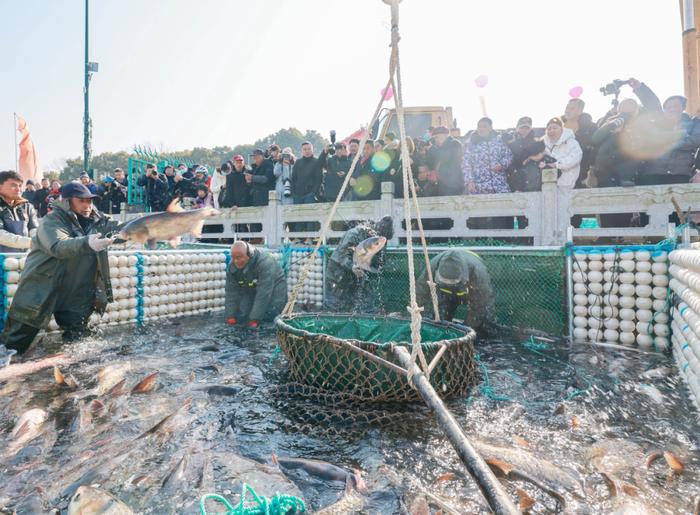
[209,166,228,209]
[541,117,583,189]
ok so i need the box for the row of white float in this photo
[669,245,700,408]
[1,248,323,331]
[571,248,671,350]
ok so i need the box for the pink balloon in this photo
[474,75,489,89]
[381,85,394,101]
[569,86,584,98]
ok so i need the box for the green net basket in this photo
[276,313,478,402]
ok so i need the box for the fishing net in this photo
[276,314,478,404]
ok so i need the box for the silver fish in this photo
[7,408,48,456]
[272,453,366,491]
[0,353,69,382]
[352,236,387,273]
[117,199,219,249]
[67,485,134,515]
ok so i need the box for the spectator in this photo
[34,177,50,215]
[374,139,385,153]
[268,144,281,163]
[137,164,168,211]
[113,167,128,189]
[541,117,583,190]
[163,165,177,196]
[322,142,352,202]
[291,142,323,205]
[192,166,210,192]
[385,136,412,198]
[100,176,127,215]
[384,132,399,153]
[428,126,464,196]
[45,180,62,214]
[638,95,700,185]
[79,172,98,194]
[347,138,361,162]
[209,166,228,208]
[462,119,512,194]
[0,171,38,253]
[178,164,196,203]
[194,186,212,209]
[414,162,439,197]
[354,139,384,200]
[563,99,597,188]
[22,180,36,205]
[506,116,542,191]
[220,155,251,208]
[247,149,275,206]
[273,147,295,205]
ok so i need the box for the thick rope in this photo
[389,0,430,377]
[282,77,393,316]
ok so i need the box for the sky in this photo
[0,0,684,172]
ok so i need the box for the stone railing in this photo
[122,169,699,246]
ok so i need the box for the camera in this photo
[599,79,629,97]
[327,130,337,156]
[283,179,292,197]
[150,170,158,177]
[543,154,557,165]
[282,153,291,161]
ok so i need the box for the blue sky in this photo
[0,0,684,172]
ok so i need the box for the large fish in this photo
[116,198,219,249]
[0,354,69,382]
[67,485,134,515]
[8,408,48,454]
[272,453,366,492]
[352,236,387,275]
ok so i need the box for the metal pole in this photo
[392,346,519,515]
[83,0,91,178]
[13,113,18,173]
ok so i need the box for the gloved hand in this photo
[88,233,113,252]
[351,265,366,279]
[247,320,259,329]
[227,317,237,326]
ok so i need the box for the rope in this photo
[200,484,305,515]
[135,252,145,326]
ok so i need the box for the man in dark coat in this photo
[505,117,544,192]
[322,142,353,202]
[100,176,127,215]
[0,182,116,354]
[638,95,700,185]
[324,216,393,312]
[352,140,385,201]
[416,249,497,334]
[33,178,51,215]
[291,142,323,204]
[137,164,169,211]
[225,241,287,328]
[220,156,251,208]
[426,126,464,196]
[247,149,275,206]
[0,171,39,253]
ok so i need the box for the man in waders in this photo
[416,249,497,334]
[225,241,288,329]
[0,171,38,253]
[0,182,116,356]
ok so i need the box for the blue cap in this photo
[104,176,115,183]
[61,182,98,199]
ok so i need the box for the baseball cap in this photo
[104,176,115,183]
[79,172,90,178]
[61,182,98,199]
[516,116,533,128]
[431,126,450,136]
[252,149,265,156]
[233,155,244,162]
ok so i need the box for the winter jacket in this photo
[33,187,49,216]
[563,113,598,187]
[249,159,275,206]
[415,249,496,332]
[225,249,287,322]
[209,170,227,208]
[322,154,353,202]
[462,132,513,194]
[221,168,251,208]
[7,200,117,329]
[325,224,383,300]
[507,132,543,191]
[273,161,294,205]
[427,136,464,196]
[640,113,700,180]
[354,154,385,200]
[543,128,583,189]
[414,177,439,197]
[0,197,38,251]
[592,115,645,187]
[100,182,127,215]
[137,173,169,211]
[291,156,323,199]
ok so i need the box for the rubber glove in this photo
[88,233,113,252]
[247,320,259,329]
[227,317,237,326]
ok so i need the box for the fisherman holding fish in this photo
[324,216,393,312]
[0,182,117,355]
[225,241,288,328]
[416,249,497,334]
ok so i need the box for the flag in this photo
[16,115,42,183]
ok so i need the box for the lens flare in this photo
[353,175,375,197]
[371,151,392,172]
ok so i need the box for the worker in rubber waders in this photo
[416,249,497,334]
[0,182,117,356]
[324,216,393,313]
[225,241,288,329]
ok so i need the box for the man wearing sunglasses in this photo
[416,249,496,334]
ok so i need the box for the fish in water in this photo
[95,363,132,396]
[68,485,134,515]
[352,236,387,275]
[7,408,48,456]
[196,385,242,397]
[131,371,159,394]
[0,353,69,382]
[272,453,366,492]
[116,198,219,249]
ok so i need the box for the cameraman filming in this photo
[273,148,295,205]
[137,164,168,212]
